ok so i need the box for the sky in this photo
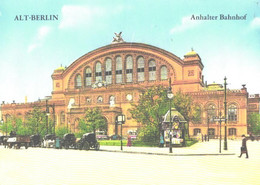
[0,0,259,104]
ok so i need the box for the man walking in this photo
[238,135,249,158]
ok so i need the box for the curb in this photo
[99,149,236,156]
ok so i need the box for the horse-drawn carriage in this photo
[6,135,30,149]
[76,133,100,150]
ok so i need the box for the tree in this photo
[191,104,202,124]
[79,107,107,135]
[173,90,195,137]
[25,106,48,137]
[248,113,260,135]
[130,86,170,143]
[55,126,69,138]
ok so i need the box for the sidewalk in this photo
[99,139,237,156]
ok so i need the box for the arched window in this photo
[126,56,133,83]
[149,60,156,81]
[75,74,82,88]
[97,96,103,103]
[228,128,237,136]
[116,56,123,83]
[161,66,168,80]
[137,56,145,82]
[207,104,216,123]
[60,111,65,125]
[85,67,92,86]
[193,128,201,136]
[95,62,102,82]
[105,58,112,84]
[228,104,237,121]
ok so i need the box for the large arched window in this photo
[85,67,92,86]
[75,74,82,88]
[137,56,145,82]
[60,111,65,125]
[126,56,133,83]
[149,60,156,81]
[95,62,102,82]
[161,66,168,80]
[105,58,112,84]
[228,104,237,121]
[116,56,123,83]
[207,104,216,123]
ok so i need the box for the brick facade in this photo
[0,42,251,137]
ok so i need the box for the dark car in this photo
[110,134,122,140]
[76,133,100,150]
[63,133,77,149]
[30,134,41,147]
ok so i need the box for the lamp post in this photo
[46,100,56,135]
[224,77,228,150]
[207,117,210,141]
[117,114,125,151]
[213,112,225,153]
[46,100,49,135]
[167,78,174,153]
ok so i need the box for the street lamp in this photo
[207,117,210,141]
[224,77,228,150]
[167,78,174,153]
[46,100,56,135]
[117,114,125,151]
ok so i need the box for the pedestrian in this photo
[127,135,132,147]
[159,134,164,147]
[204,134,207,142]
[238,135,249,158]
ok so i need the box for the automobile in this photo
[42,134,55,148]
[110,134,122,140]
[76,133,100,150]
[62,133,77,149]
[96,131,108,140]
[30,134,41,147]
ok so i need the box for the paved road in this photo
[0,139,259,185]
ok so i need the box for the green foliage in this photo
[173,90,194,122]
[0,117,15,135]
[248,113,260,135]
[55,125,69,138]
[25,106,48,137]
[79,107,107,135]
[173,90,195,136]
[192,104,202,124]
[130,86,170,143]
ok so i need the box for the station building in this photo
[0,36,253,138]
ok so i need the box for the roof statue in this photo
[112,32,125,44]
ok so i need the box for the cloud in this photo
[27,26,51,53]
[170,16,203,34]
[250,17,260,29]
[59,5,106,29]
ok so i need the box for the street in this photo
[0,139,260,185]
